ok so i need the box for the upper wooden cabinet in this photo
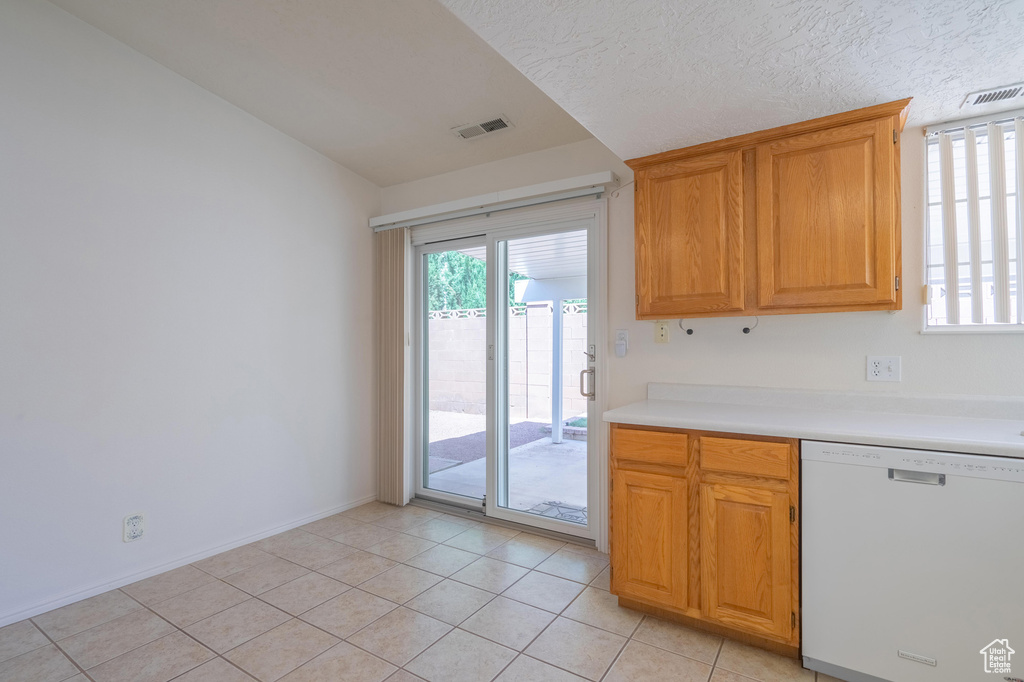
[635,150,745,317]
[628,99,910,319]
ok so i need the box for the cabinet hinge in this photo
[789,506,795,523]
[895,276,900,291]
[893,129,898,144]
[792,612,797,628]
[635,294,639,308]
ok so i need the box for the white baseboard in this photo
[0,493,379,627]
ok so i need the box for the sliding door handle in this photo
[579,368,595,401]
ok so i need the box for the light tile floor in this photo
[0,502,839,682]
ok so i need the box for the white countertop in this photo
[603,384,1024,458]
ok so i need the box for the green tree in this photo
[426,251,531,312]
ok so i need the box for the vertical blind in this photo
[376,227,408,505]
[926,113,1024,326]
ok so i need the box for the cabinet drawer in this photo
[613,428,688,467]
[701,437,790,479]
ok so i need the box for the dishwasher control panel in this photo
[802,440,1024,483]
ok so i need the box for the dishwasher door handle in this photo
[888,468,946,486]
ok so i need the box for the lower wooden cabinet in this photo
[610,425,800,653]
[610,470,688,610]
[700,483,792,640]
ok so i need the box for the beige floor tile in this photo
[268,538,357,570]
[486,537,561,569]
[340,502,400,524]
[815,674,845,682]
[279,641,396,682]
[404,579,494,625]
[300,515,363,539]
[173,657,257,681]
[444,528,514,554]
[561,587,643,637]
[149,580,249,628]
[372,508,441,532]
[605,640,713,681]
[402,519,469,543]
[184,599,291,653]
[317,551,397,585]
[710,670,758,682]
[223,557,309,595]
[524,617,626,681]
[385,670,426,682]
[122,566,217,606]
[33,590,141,640]
[406,628,515,682]
[451,557,529,593]
[358,565,443,604]
[64,675,89,682]
[0,644,80,682]
[589,566,610,591]
[255,529,319,555]
[329,524,399,550]
[460,597,555,651]
[403,544,479,577]
[476,523,521,538]
[299,589,397,639]
[225,619,338,682]
[501,571,585,613]
[87,631,213,682]
[365,534,437,562]
[632,617,722,665]
[494,654,589,682]
[437,513,481,529]
[192,545,274,578]
[259,572,350,615]
[58,607,175,669]
[346,607,451,667]
[559,544,608,560]
[0,620,49,663]
[534,549,607,584]
[716,640,814,682]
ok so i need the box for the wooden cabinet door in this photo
[700,483,792,639]
[636,150,744,318]
[756,118,897,310]
[611,469,688,610]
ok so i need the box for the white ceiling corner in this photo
[437,0,1024,160]
[46,0,593,187]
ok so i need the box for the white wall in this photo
[382,131,1024,408]
[0,0,381,625]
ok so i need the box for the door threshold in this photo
[410,497,597,550]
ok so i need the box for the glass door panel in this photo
[496,229,590,526]
[420,243,488,503]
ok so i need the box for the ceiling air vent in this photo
[962,82,1024,109]
[451,116,513,140]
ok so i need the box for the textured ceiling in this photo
[438,0,1024,160]
[47,0,592,186]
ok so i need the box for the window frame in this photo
[922,108,1024,334]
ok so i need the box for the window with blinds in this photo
[926,111,1024,329]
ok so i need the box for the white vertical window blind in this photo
[926,112,1024,329]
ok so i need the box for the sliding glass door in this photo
[414,216,598,539]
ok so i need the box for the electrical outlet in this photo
[866,356,901,382]
[123,513,145,542]
[615,329,628,357]
[654,321,670,344]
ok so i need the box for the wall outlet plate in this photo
[123,513,145,542]
[867,356,901,382]
[654,321,670,344]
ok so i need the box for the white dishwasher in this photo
[802,440,1024,682]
